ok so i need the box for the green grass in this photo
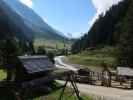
[68,46,117,68]
[36,88,92,100]
[0,70,7,80]
[34,38,72,50]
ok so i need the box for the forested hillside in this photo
[72,0,133,67]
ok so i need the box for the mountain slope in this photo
[71,0,133,67]
[71,0,129,53]
[0,0,66,42]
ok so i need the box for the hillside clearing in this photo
[68,47,117,68]
[34,39,72,50]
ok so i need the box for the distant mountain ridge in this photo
[0,0,66,42]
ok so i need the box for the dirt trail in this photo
[55,56,133,100]
[57,80,133,100]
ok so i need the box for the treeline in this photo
[72,0,133,66]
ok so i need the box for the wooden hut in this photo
[8,55,55,82]
[117,67,133,78]
[117,67,133,88]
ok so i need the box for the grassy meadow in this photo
[34,39,72,50]
[68,46,117,68]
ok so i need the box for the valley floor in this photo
[68,47,117,68]
[55,56,133,100]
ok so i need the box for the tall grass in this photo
[68,46,117,68]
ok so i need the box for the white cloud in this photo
[70,32,87,39]
[89,0,123,26]
[20,0,33,8]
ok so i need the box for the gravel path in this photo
[55,56,133,100]
[57,80,133,100]
[55,56,78,71]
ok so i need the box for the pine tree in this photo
[37,46,46,55]
[0,39,20,80]
[117,0,133,67]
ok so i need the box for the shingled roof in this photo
[18,56,55,74]
[117,67,133,77]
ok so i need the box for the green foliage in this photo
[0,39,23,80]
[37,46,46,55]
[117,0,133,67]
[28,40,36,54]
[47,52,55,64]
[0,70,7,80]
[0,38,36,75]
[0,39,19,68]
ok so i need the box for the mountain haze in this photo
[0,0,66,42]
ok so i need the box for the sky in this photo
[20,0,122,38]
